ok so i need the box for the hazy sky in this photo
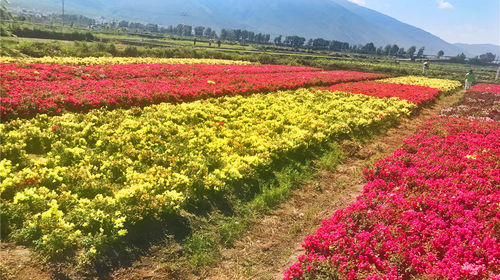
[347,0,500,45]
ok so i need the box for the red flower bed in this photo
[0,63,388,120]
[284,117,500,280]
[469,83,500,94]
[0,63,321,82]
[321,81,440,105]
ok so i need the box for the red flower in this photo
[0,62,389,120]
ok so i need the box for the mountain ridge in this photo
[12,0,476,55]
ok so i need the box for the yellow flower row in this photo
[0,56,254,65]
[0,89,414,262]
[378,76,462,94]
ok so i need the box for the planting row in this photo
[1,64,387,120]
[379,76,462,94]
[469,83,500,94]
[441,91,500,121]
[320,77,461,106]
[1,63,320,82]
[322,81,440,105]
[284,117,500,280]
[0,56,254,66]
[0,89,415,264]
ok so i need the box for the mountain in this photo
[453,43,500,58]
[12,0,465,55]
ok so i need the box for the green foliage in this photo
[317,144,345,171]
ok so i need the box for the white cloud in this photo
[437,0,453,9]
[347,0,366,6]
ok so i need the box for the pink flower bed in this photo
[284,117,500,280]
[469,83,500,94]
[320,81,440,105]
[0,63,388,120]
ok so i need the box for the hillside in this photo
[13,0,465,55]
[453,43,500,58]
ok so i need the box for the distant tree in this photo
[437,50,444,58]
[118,20,129,28]
[383,44,392,55]
[407,46,417,58]
[361,42,376,54]
[329,40,348,52]
[0,0,13,37]
[376,46,384,55]
[182,25,192,36]
[234,29,242,41]
[274,35,282,45]
[1,0,11,20]
[311,38,330,50]
[449,52,467,63]
[417,46,425,58]
[397,47,406,57]
[306,39,313,48]
[240,30,248,41]
[146,23,158,33]
[479,52,496,63]
[247,31,255,42]
[390,44,400,56]
[264,34,271,44]
[174,24,184,36]
[220,29,228,40]
[194,26,205,37]
[204,27,213,37]
[284,36,306,48]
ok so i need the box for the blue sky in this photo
[347,0,500,45]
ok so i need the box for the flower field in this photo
[0,62,388,120]
[320,81,441,105]
[1,56,466,270]
[379,76,462,94]
[284,86,500,279]
[441,91,500,121]
[0,88,415,263]
[0,56,255,66]
[469,83,500,94]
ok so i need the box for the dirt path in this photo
[0,91,464,280]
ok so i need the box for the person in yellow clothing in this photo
[465,70,475,91]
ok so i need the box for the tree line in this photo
[6,11,498,64]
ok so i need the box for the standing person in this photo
[208,39,212,47]
[193,38,197,46]
[217,40,221,48]
[422,60,430,75]
[465,70,475,91]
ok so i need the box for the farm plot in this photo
[0,62,388,120]
[0,57,463,270]
[0,88,414,264]
[284,85,499,280]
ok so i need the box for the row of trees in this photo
[352,43,427,58]
[9,11,499,64]
[451,52,497,64]
[219,29,271,44]
[117,21,218,38]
